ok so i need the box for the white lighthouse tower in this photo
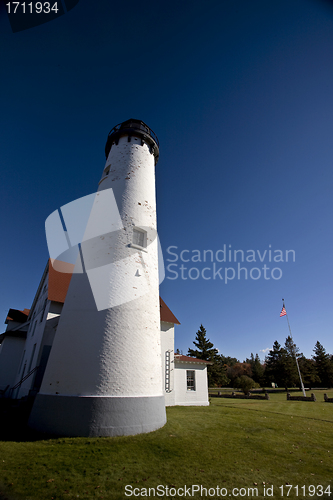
[29,119,166,436]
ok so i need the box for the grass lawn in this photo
[0,390,332,500]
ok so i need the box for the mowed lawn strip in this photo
[0,390,331,500]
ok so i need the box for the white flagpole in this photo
[282,298,306,397]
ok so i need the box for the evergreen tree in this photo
[188,324,218,360]
[264,341,289,390]
[209,356,229,387]
[264,341,283,387]
[284,335,300,357]
[187,325,227,387]
[298,356,320,389]
[283,336,301,388]
[265,338,304,390]
[219,355,239,367]
[215,354,238,387]
[246,353,265,386]
[313,341,333,387]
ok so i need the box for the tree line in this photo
[185,324,333,391]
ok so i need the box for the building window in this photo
[18,350,26,374]
[28,344,37,373]
[132,228,147,249]
[31,321,37,337]
[40,298,48,322]
[187,370,196,391]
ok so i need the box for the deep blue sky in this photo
[1,0,332,362]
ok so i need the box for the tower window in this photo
[132,228,147,249]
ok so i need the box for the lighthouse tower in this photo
[29,119,166,437]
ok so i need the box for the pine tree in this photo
[265,338,304,390]
[188,324,218,360]
[264,341,288,390]
[246,353,265,386]
[209,356,229,387]
[219,354,239,367]
[265,341,283,387]
[283,336,301,388]
[298,356,320,389]
[187,325,227,387]
[284,335,299,357]
[313,341,333,388]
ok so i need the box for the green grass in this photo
[0,390,332,500]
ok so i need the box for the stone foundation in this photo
[287,393,316,401]
[212,392,269,400]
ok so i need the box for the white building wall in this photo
[0,336,26,392]
[12,275,52,399]
[174,362,209,406]
[160,321,175,406]
[15,300,62,399]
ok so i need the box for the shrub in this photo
[233,375,260,394]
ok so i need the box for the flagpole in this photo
[282,298,306,397]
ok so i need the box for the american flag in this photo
[280,305,287,317]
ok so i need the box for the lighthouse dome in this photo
[105,118,159,164]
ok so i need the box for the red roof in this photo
[174,354,212,364]
[48,259,74,303]
[47,260,180,324]
[160,297,180,325]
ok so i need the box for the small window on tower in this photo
[132,228,147,250]
[104,166,110,176]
